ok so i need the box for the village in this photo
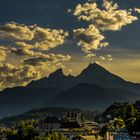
[0,109,139,140]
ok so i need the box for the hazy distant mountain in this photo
[46,83,138,110]
[0,63,140,118]
[0,87,62,118]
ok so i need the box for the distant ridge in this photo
[0,63,140,118]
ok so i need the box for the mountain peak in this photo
[80,63,106,75]
[88,63,103,69]
[54,68,63,74]
[49,68,64,77]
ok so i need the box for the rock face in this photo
[0,63,140,117]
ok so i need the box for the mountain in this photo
[78,63,126,87]
[77,63,140,93]
[27,69,76,90]
[28,63,140,93]
[0,63,140,118]
[0,86,62,118]
[46,83,138,110]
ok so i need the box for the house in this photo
[73,135,101,140]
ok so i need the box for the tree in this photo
[124,103,137,121]
[113,118,125,129]
[33,133,67,140]
[100,125,109,138]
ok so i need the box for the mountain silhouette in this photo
[77,63,126,87]
[0,63,140,118]
[27,68,75,90]
[27,63,140,92]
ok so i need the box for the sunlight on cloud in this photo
[84,53,96,58]
[0,23,70,90]
[73,25,109,54]
[99,55,113,61]
[0,0,140,90]
[134,8,140,14]
[71,0,139,59]
[0,22,69,51]
[73,0,138,31]
[0,46,7,62]
[0,22,34,40]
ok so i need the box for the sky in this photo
[0,0,140,90]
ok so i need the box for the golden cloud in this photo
[0,22,68,51]
[73,0,138,31]
[0,46,7,62]
[0,22,34,40]
[73,25,108,53]
[0,53,71,90]
[134,8,140,14]
[0,23,70,90]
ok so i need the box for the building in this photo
[62,109,82,124]
[73,135,101,140]
[39,109,82,131]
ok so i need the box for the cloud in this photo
[73,27,113,62]
[134,8,140,14]
[0,46,7,62]
[106,54,113,61]
[100,56,106,61]
[0,50,6,62]
[73,0,138,31]
[0,54,71,90]
[0,22,68,51]
[11,48,37,56]
[15,42,33,49]
[33,26,69,51]
[23,54,71,66]
[0,63,41,90]
[73,25,109,53]
[71,0,139,58]
[85,53,96,58]
[0,22,70,90]
[99,54,113,61]
[0,22,34,40]
[0,0,139,90]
